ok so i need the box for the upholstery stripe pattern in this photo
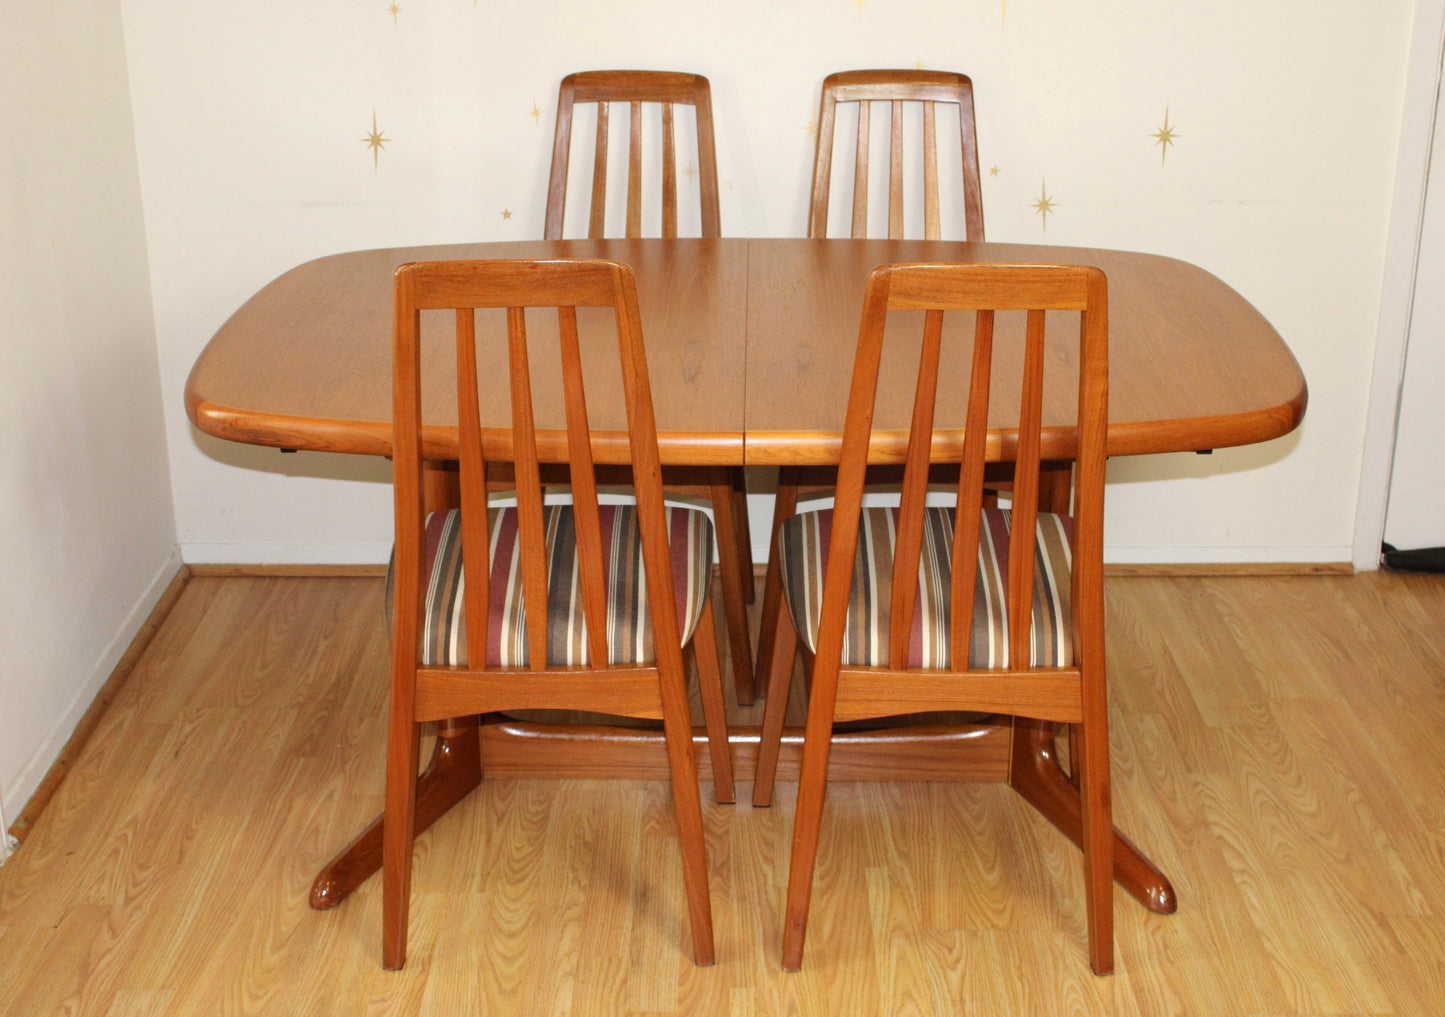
[777,506,1074,669]
[395,504,714,668]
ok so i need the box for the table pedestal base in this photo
[309,716,1177,916]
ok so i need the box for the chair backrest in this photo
[545,71,721,240]
[820,263,1107,675]
[391,259,684,674]
[809,70,984,242]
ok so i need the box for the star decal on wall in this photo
[501,209,513,221]
[989,165,1001,177]
[1153,106,1180,166]
[1032,178,1056,232]
[387,2,401,23]
[684,163,698,182]
[801,114,818,138]
[362,110,389,170]
[1002,0,1008,26]
[529,100,544,125]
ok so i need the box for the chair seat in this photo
[397,504,715,667]
[777,506,1074,669]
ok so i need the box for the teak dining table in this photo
[186,236,1307,921]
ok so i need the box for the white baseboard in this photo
[1101,544,1354,565]
[181,542,392,566]
[2,548,185,822]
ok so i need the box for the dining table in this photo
[186,236,1307,922]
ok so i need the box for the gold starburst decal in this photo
[387,2,401,23]
[684,163,698,182]
[1002,0,1008,26]
[362,110,389,170]
[1152,106,1179,166]
[915,58,925,70]
[801,114,818,138]
[529,100,543,125]
[501,209,513,221]
[1032,178,1056,232]
[989,165,1000,177]
[853,0,866,11]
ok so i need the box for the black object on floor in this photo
[1381,542,1445,573]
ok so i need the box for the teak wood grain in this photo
[188,239,748,464]
[742,240,1305,463]
[809,69,985,241]
[183,237,1306,962]
[384,258,730,969]
[542,71,756,702]
[186,238,1306,465]
[754,264,1114,973]
[545,70,721,241]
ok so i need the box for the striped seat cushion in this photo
[777,506,1074,670]
[395,504,715,668]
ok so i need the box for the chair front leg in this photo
[780,657,841,971]
[752,469,801,702]
[751,602,797,808]
[381,692,422,970]
[709,469,756,704]
[657,657,717,966]
[691,598,736,804]
[1077,680,1115,975]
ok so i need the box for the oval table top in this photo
[186,237,1306,464]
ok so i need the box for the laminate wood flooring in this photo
[2,571,1442,1015]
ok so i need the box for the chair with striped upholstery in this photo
[754,262,1114,974]
[753,68,990,704]
[383,258,733,969]
[545,70,760,705]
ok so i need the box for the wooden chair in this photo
[546,70,758,703]
[755,69,987,700]
[384,258,733,969]
[546,70,720,239]
[808,69,983,241]
[755,263,1114,974]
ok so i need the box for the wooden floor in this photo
[3,570,1444,1015]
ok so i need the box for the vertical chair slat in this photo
[558,305,610,667]
[626,101,643,238]
[590,104,610,239]
[949,309,995,669]
[1006,308,1047,669]
[955,81,984,241]
[694,89,721,237]
[611,271,679,654]
[455,308,492,665]
[661,103,677,238]
[544,81,577,240]
[506,306,551,669]
[888,100,904,239]
[852,102,871,238]
[923,102,940,240]
[888,307,944,670]
[808,91,838,238]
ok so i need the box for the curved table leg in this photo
[310,715,483,909]
[1009,717,1177,914]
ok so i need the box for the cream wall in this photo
[0,1,178,820]
[121,0,1416,565]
